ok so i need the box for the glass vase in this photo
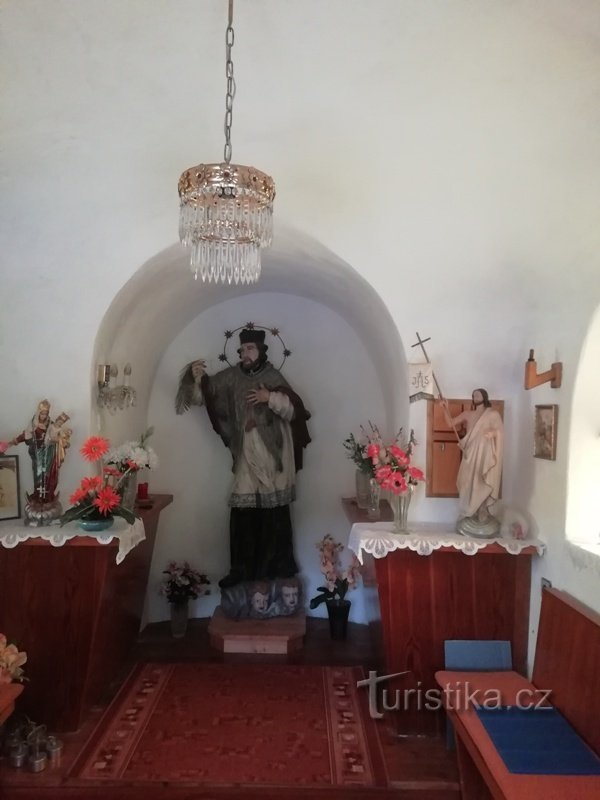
[355,469,370,510]
[120,473,138,512]
[170,600,189,638]
[390,485,413,533]
[367,478,381,520]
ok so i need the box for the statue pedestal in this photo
[208,606,306,654]
[456,513,501,539]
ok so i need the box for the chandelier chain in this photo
[224,0,236,164]
[178,0,275,285]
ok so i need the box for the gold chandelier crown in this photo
[178,0,275,285]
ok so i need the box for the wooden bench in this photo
[435,588,600,799]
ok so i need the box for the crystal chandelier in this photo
[178,0,275,285]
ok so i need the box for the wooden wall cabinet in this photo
[426,398,504,497]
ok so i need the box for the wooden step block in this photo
[208,606,306,654]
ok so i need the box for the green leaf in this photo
[310,578,349,607]
[59,504,95,526]
[139,427,154,447]
[323,577,348,601]
[114,505,136,525]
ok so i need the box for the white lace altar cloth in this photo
[348,521,546,563]
[0,517,146,565]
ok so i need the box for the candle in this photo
[9,743,27,769]
[27,750,47,772]
[45,736,63,763]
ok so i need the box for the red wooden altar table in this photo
[0,494,172,731]
[345,502,544,735]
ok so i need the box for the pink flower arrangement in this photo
[316,534,361,591]
[310,534,361,608]
[368,428,425,495]
[160,562,210,604]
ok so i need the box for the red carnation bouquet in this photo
[60,435,137,526]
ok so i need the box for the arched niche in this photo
[90,223,411,624]
[91,221,409,440]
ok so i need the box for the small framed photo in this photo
[534,405,558,460]
[0,455,21,520]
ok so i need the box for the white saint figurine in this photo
[442,388,504,538]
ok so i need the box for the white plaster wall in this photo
[145,292,387,623]
[1,1,599,654]
[567,303,600,552]
[515,309,600,671]
[404,307,600,673]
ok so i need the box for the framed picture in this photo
[534,405,558,460]
[0,455,21,520]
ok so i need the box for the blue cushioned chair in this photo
[444,639,512,749]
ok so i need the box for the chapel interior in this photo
[1,1,599,799]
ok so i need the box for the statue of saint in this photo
[442,388,503,538]
[177,328,311,588]
[0,400,71,525]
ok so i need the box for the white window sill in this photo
[566,539,600,574]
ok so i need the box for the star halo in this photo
[220,323,291,370]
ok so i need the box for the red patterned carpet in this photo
[71,663,388,789]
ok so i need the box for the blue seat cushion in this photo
[476,706,600,775]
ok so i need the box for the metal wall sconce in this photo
[96,363,137,413]
[524,349,563,390]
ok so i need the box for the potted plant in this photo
[160,562,210,638]
[309,535,360,640]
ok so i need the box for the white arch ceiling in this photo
[92,222,409,435]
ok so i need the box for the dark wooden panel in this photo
[375,549,531,688]
[430,440,463,496]
[0,495,172,731]
[0,544,103,729]
[532,588,600,754]
[432,399,465,432]
[0,683,23,726]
